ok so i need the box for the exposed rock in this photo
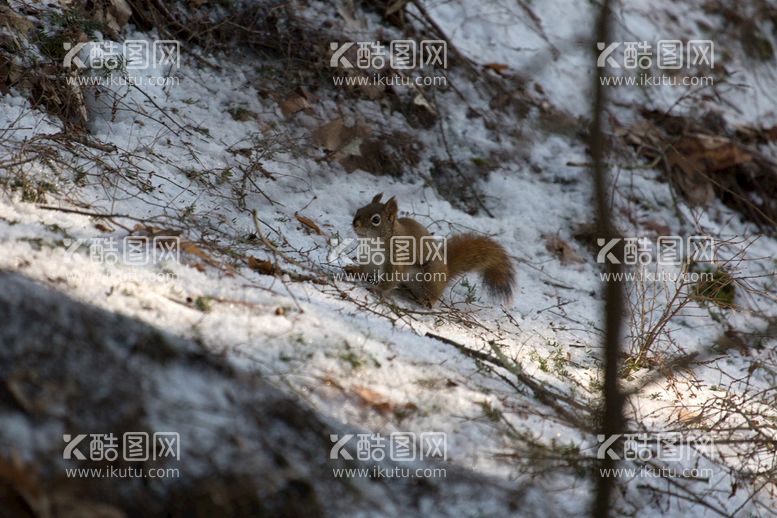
[0,272,547,517]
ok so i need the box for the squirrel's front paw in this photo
[408,291,435,308]
[418,297,435,309]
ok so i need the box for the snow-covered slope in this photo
[1,0,776,516]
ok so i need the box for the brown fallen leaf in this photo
[543,234,582,264]
[354,386,394,414]
[251,161,276,180]
[638,126,752,208]
[180,241,210,260]
[311,118,361,152]
[676,406,704,425]
[483,63,509,73]
[180,241,234,274]
[278,95,310,117]
[247,256,277,275]
[352,385,418,417]
[294,212,325,236]
[671,134,753,174]
[629,111,777,228]
[337,139,401,175]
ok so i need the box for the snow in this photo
[1,0,777,515]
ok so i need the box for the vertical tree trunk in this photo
[590,1,626,517]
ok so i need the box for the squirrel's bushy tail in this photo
[446,233,515,301]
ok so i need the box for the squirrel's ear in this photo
[385,196,397,220]
[371,192,383,203]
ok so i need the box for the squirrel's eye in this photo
[370,214,381,226]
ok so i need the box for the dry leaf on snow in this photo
[312,118,363,152]
[543,234,582,264]
[483,63,509,73]
[294,212,325,236]
[247,256,277,275]
[353,385,418,416]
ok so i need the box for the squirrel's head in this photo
[352,192,398,239]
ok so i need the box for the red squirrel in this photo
[348,193,515,306]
